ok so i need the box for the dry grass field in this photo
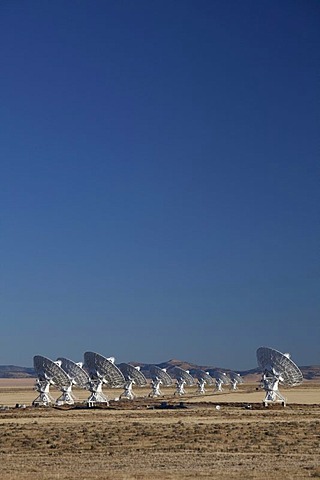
[0,379,319,479]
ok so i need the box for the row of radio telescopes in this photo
[32,347,303,407]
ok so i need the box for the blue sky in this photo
[1,1,319,369]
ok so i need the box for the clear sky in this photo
[1,1,319,370]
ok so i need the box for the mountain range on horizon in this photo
[0,359,319,382]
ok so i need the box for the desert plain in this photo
[0,379,319,479]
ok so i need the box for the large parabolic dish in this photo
[33,355,71,406]
[84,351,125,387]
[189,369,214,385]
[168,366,196,386]
[257,347,303,387]
[229,371,244,383]
[209,370,230,383]
[149,365,173,386]
[56,357,89,389]
[206,369,230,392]
[257,346,303,406]
[229,371,243,390]
[117,363,147,387]
[34,355,70,387]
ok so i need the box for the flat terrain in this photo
[0,380,319,479]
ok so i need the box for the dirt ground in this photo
[0,380,319,479]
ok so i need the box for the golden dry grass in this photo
[0,380,319,479]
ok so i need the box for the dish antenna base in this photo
[214,379,224,392]
[197,379,206,394]
[230,380,238,391]
[55,385,75,406]
[149,377,163,397]
[87,380,109,406]
[32,380,55,406]
[119,379,136,400]
[174,378,186,396]
[261,372,286,406]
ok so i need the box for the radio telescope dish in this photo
[57,357,90,388]
[189,369,214,395]
[56,357,90,404]
[208,370,230,392]
[84,352,125,405]
[168,366,195,386]
[190,369,214,385]
[33,355,72,406]
[168,366,195,396]
[148,365,173,397]
[117,363,147,400]
[117,363,147,386]
[229,371,243,391]
[149,365,173,386]
[257,346,303,406]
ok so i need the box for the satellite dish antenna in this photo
[229,371,244,391]
[168,366,195,396]
[189,369,214,394]
[33,355,72,406]
[208,370,230,392]
[84,352,125,406]
[148,365,173,397]
[56,357,90,403]
[256,346,303,406]
[190,369,214,385]
[149,366,173,386]
[117,363,147,400]
[168,366,196,385]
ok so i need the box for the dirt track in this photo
[0,381,319,479]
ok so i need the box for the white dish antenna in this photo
[117,363,147,386]
[168,366,196,386]
[84,351,125,405]
[33,355,72,406]
[117,363,147,400]
[84,352,125,387]
[256,346,303,406]
[168,366,195,395]
[209,370,230,383]
[229,371,243,390]
[208,370,230,392]
[190,369,214,386]
[148,365,173,397]
[56,357,90,404]
[149,365,173,386]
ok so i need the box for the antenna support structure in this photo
[261,369,286,406]
[33,378,55,406]
[257,347,303,407]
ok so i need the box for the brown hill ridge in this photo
[1,360,320,382]
[0,365,34,379]
[133,359,320,383]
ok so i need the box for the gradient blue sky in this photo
[1,1,319,369]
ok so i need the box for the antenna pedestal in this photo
[87,380,109,406]
[120,379,135,400]
[56,385,75,406]
[230,380,238,390]
[149,378,163,397]
[197,379,206,394]
[32,380,55,406]
[174,378,186,396]
[214,379,224,392]
[257,347,303,406]
[262,373,286,406]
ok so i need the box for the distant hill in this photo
[0,365,34,378]
[299,365,320,381]
[134,359,320,383]
[0,360,319,382]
